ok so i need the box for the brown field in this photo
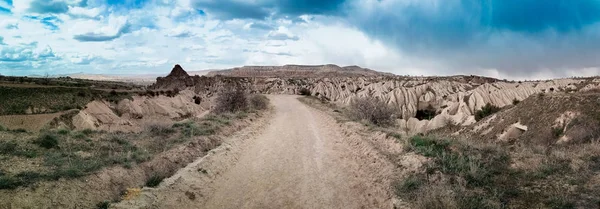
[0,112,66,132]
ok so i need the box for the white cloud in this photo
[68,6,102,18]
[0,1,11,10]
[10,0,30,13]
[2,0,595,79]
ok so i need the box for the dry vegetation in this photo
[0,87,270,197]
[0,86,134,115]
[393,135,600,209]
[347,97,395,126]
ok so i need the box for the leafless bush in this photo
[249,94,269,110]
[348,97,395,126]
[214,88,248,113]
[145,122,175,136]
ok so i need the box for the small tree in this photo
[475,103,501,121]
[348,97,395,126]
[249,94,269,110]
[214,87,248,113]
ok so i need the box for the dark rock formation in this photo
[167,64,190,78]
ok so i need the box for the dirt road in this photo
[114,95,393,209]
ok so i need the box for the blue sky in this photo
[1,0,600,79]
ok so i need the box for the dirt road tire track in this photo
[114,95,394,209]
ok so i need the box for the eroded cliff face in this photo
[72,90,210,132]
[296,77,589,134]
[147,65,600,135]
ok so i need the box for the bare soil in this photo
[0,112,65,131]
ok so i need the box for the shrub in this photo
[0,125,5,132]
[34,134,59,149]
[552,127,564,138]
[96,201,110,209]
[394,175,424,196]
[11,128,27,133]
[348,97,395,126]
[214,88,248,113]
[0,141,18,155]
[415,105,437,120]
[249,94,269,110]
[145,174,164,187]
[57,129,70,135]
[166,88,180,97]
[193,96,202,105]
[145,90,156,97]
[474,103,501,121]
[512,99,520,105]
[0,175,22,189]
[81,129,95,135]
[299,88,311,96]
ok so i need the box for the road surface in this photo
[114,95,392,209]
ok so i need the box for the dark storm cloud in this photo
[28,0,69,14]
[190,0,346,20]
[268,32,299,41]
[250,22,275,30]
[73,23,131,42]
[349,0,600,75]
[191,0,272,20]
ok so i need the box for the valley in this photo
[0,64,599,209]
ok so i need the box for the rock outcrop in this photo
[72,90,209,132]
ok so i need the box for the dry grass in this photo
[395,135,600,209]
[144,122,176,136]
[0,110,264,190]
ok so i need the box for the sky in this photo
[1,0,600,79]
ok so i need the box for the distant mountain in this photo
[207,64,394,77]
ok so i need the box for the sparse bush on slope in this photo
[146,123,176,136]
[34,133,59,149]
[249,94,269,110]
[214,88,248,113]
[348,97,395,126]
[145,174,164,187]
[475,103,501,121]
[415,104,438,120]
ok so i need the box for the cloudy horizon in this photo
[1,0,600,80]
